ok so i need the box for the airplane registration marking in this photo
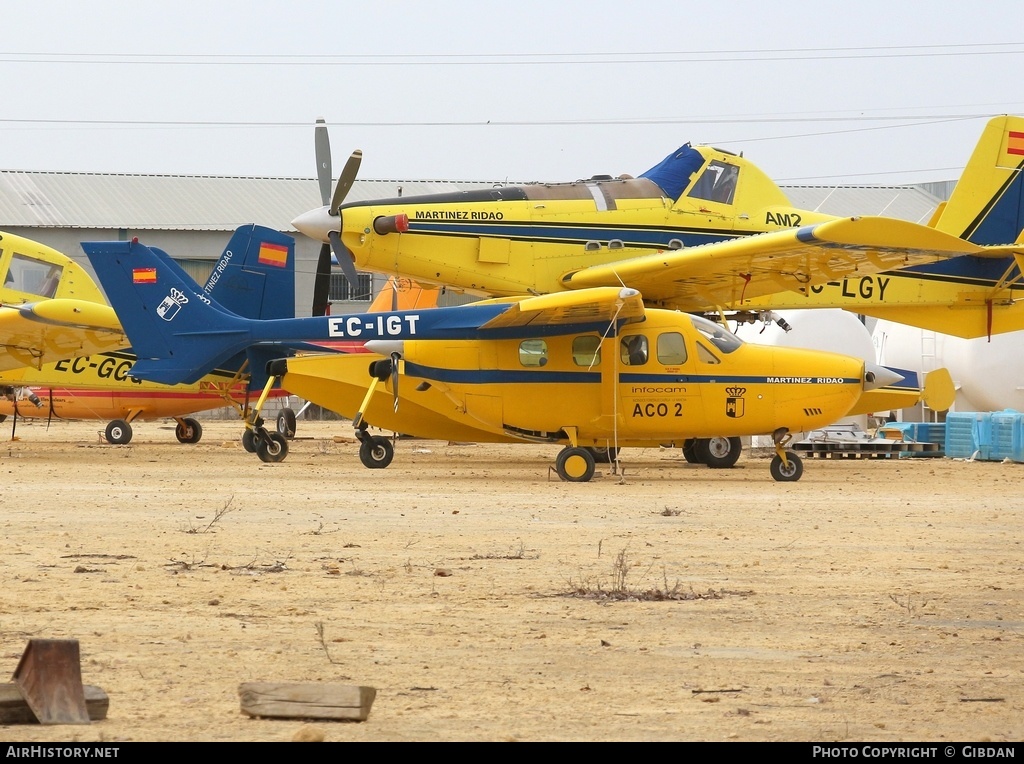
[328,314,422,338]
[809,276,890,299]
[52,355,141,383]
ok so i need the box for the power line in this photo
[1,42,1023,66]
[0,113,1001,129]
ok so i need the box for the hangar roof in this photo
[0,170,943,231]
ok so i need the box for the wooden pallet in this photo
[794,441,943,459]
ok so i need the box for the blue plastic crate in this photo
[944,412,992,459]
[909,422,946,446]
[989,410,1021,460]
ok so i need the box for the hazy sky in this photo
[4,0,1023,186]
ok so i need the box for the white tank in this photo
[738,309,875,361]
[873,320,1024,412]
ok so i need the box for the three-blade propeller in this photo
[311,119,365,314]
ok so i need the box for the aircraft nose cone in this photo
[863,363,904,391]
[291,206,337,243]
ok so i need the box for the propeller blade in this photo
[311,242,333,317]
[330,149,363,215]
[314,118,333,207]
[390,352,401,412]
[328,230,364,296]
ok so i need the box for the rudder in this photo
[932,115,1024,245]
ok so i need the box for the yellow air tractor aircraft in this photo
[293,116,1024,339]
[0,230,124,371]
[83,236,929,482]
[0,226,297,443]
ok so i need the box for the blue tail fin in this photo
[83,239,256,385]
[201,225,296,320]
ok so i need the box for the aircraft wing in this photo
[477,287,645,331]
[0,299,126,372]
[558,216,1024,310]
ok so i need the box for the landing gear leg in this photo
[243,374,289,463]
[769,427,803,482]
[350,369,397,469]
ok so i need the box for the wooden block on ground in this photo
[0,684,108,725]
[12,639,90,725]
[238,682,376,721]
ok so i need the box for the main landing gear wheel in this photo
[681,439,700,463]
[694,436,742,469]
[175,417,203,444]
[255,431,289,463]
[105,419,133,445]
[241,429,257,453]
[586,446,619,464]
[276,407,297,439]
[555,446,596,482]
[358,436,394,469]
[770,450,803,482]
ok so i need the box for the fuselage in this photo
[293,119,1024,337]
[294,144,835,301]
[280,309,868,447]
[0,349,271,423]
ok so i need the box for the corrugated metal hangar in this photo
[0,169,947,314]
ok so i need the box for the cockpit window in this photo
[657,332,688,365]
[4,253,63,298]
[619,334,648,366]
[696,343,721,365]
[687,161,739,205]
[689,315,743,354]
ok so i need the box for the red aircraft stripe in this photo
[1007,130,1024,156]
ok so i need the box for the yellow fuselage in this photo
[281,309,866,447]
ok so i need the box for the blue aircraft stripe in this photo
[403,362,599,384]
[404,220,742,249]
[894,254,1021,283]
[402,363,859,387]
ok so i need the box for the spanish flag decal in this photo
[133,268,157,284]
[1007,130,1024,157]
[257,241,289,268]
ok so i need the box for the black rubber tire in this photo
[256,431,289,463]
[241,429,257,453]
[359,436,394,469]
[175,417,203,444]
[769,450,803,482]
[554,447,596,482]
[586,445,619,464]
[681,439,700,463]
[695,437,742,469]
[276,407,297,439]
[105,419,133,445]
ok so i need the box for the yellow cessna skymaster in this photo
[294,115,1024,339]
[84,236,941,482]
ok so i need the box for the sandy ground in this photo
[0,417,1021,743]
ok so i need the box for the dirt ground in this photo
[0,418,1021,743]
